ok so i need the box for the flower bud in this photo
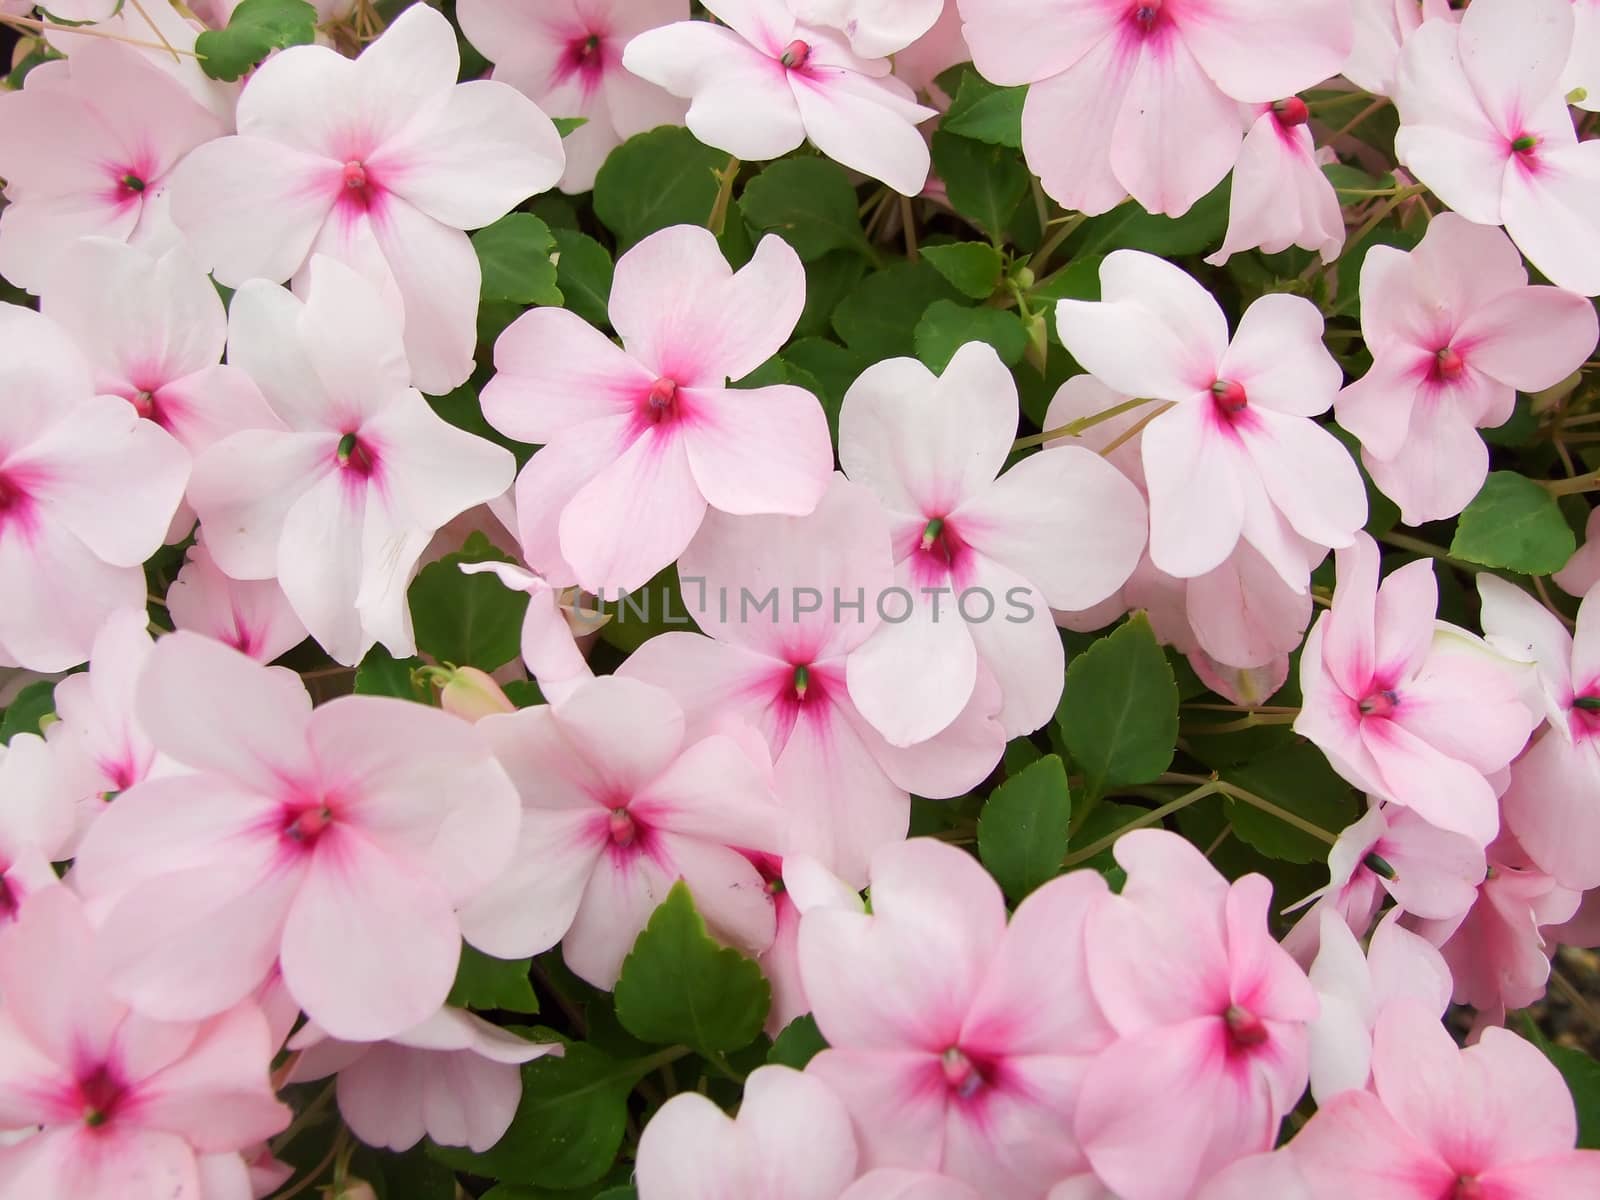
[438,666,516,722]
[325,1180,378,1200]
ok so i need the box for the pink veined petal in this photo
[616,632,782,740]
[294,254,413,417]
[655,832,777,959]
[366,196,482,394]
[857,663,1005,804]
[347,3,463,127]
[680,383,833,517]
[482,307,650,445]
[1020,37,1137,217]
[149,365,282,457]
[1483,1155,1600,1198]
[0,888,122,1071]
[1187,542,1313,669]
[1361,717,1501,846]
[1406,209,1531,324]
[511,413,636,588]
[958,0,1123,85]
[1501,734,1600,892]
[457,807,606,959]
[962,557,1068,739]
[1174,0,1353,103]
[0,303,93,444]
[1292,1087,1451,1200]
[1501,139,1600,298]
[1321,533,1380,698]
[360,393,516,532]
[0,1124,203,1200]
[1380,806,1488,922]
[1217,293,1343,418]
[1233,407,1367,554]
[804,1048,949,1174]
[738,1065,861,1194]
[1454,285,1599,393]
[1367,409,1493,530]
[551,675,689,795]
[1207,114,1344,266]
[791,68,936,197]
[1335,352,1429,464]
[187,430,334,580]
[1456,0,1573,140]
[275,469,369,665]
[222,277,340,434]
[133,1005,291,1151]
[634,1088,754,1198]
[633,733,785,852]
[939,1054,1094,1196]
[1396,626,1536,774]
[562,848,679,989]
[1373,558,1440,684]
[1139,399,1248,580]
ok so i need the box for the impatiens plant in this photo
[3,0,1600,1197]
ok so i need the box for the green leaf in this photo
[1029,253,1105,304]
[552,230,614,327]
[783,336,867,443]
[614,882,771,1053]
[767,1014,828,1070]
[979,754,1073,902]
[1221,744,1360,864]
[0,680,56,744]
[832,260,962,359]
[1450,471,1576,575]
[931,131,1030,241]
[430,1040,654,1189]
[796,250,869,338]
[942,72,1027,148]
[739,157,872,262]
[353,646,426,702]
[1057,614,1179,801]
[447,945,539,1014]
[1076,180,1231,258]
[352,1142,457,1200]
[914,301,1028,372]
[196,0,316,82]
[474,214,562,307]
[921,243,1005,300]
[593,127,727,250]
[408,532,528,671]
[553,116,589,138]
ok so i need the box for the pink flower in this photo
[1205,99,1344,266]
[959,0,1352,217]
[165,537,308,664]
[623,1,938,196]
[188,257,516,666]
[1056,251,1365,585]
[754,853,864,1036]
[1566,0,1600,111]
[1293,999,1600,1196]
[839,342,1147,746]
[0,305,189,673]
[0,887,291,1198]
[1556,508,1600,598]
[483,224,832,595]
[800,839,1113,1197]
[1075,830,1317,1200]
[458,674,786,988]
[890,1,972,97]
[792,0,946,58]
[71,631,522,1040]
[846,1172,983,1200]
[457,561,595,704]
[1343,0,1457,97]
[0,42,224,292]
[619,476,1005,885]
[0,732,77,922]
[457,0,688,193]
[1481,575,1600,889]
[636,1063,859,1199]
[169,3,566,393]
[1294,533,1536,846]
[1336,214,1599,524]
[286,1008,556,1153]
[1393,0,1600,296]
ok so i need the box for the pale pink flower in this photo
[1294,533,1537,846]
[40,238,279,458]
[1075,830,1317,1200]
[1294,999,1600,1196]
[188,257,516,666]
[793,0,945,58]
[839,342,1147,746]
[1481,575,1600,890]
[636,1064,859,1199]
[623,0,938,196]
[0,305,189,672]
[620,476,1005,885]
[457,561,595,704]
[1337,214,1598,525]
[1343,0,1457,97]
[1394,0,1600,295]
[1566,0,1600,111]
[846,1171,983,1200]
[1056,251,1365,585]
[800,838,1113,1197]
[1206,99,1344,266]
[483,224,832,595]
[959,0,1352,216]
[890,1,971,97]
[0,887,291,1198]
[0,41,224,292]
[753,853,864,1036]
[458,675,786,989]
[1556,508,1600,598]
[169,3,566,393]
[71,632,522,1041]
[1306,909,1451,1103]
[1193,1151,1311,1200]
[165,538,308,665]
[457,0,689,193]
[0,732,77,922]
[286,1008,556,1153]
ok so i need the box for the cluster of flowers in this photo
[0,0,1598,1197]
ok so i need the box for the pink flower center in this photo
[0,873,16,922]
[1431,346,1466,383]
[1211,379,1248,417]
[118,172,146,198]
[574,33,601,63]
[647,377,679,420]
[940,1047,986,1099]
[1451,1177,1485,1200]
[76,1064,126,1130]
[608,807,637,847]
[780,39,812,70]
[0,469,35,535]
[282,803,334,847]
[336,432,376,477]
[338,159,382,212]
[1272,97,1310,128]
[1358,688,1398,718]
[343,160,368,191]
[1510,133,1540,158]
[792,663,812,702]
[1223,1004,1269,1050]
[1129,1,1167,33]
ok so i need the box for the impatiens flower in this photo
[457,561,595,704]
[754,853,864,1036]
[1205,98,1345,266]
[483,224,832,595]
[1075,830,1317,1200]
[1393,0,1600,296]
[0,304,188,673]
[620,476,1005,884]
[165,537,308,664]
[800,838,1114,1197]
[457,0,689,193]
[636,1064,859,1199]
[1480,576,1600,890]
[1566,0,1600,110]
[1294,533,1537,846]
[1193,1151,1311,1200]
[1336,214,1599,524]
[71,632,522,1041]
[1293,999,1600,1196]
[286,1008,557,1153]
[890,1,972,98]
[1343,0,1456,97]
[623,1,938,196]
[169,3,566,393]
[846,1171,982,1200]
[839,342,1147,746]
[1056,251,1365,586]
[0,732,77,921]
[458,675,786,988]
[792,0,945,58]
[958,0,1352,216]
[1305,909,1451,1103]
[0,41,224,292]
[0,887,291,1198]
[1556,508,1600,598]
[188,256,516,666]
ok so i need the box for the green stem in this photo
[1061,783,1221,868]
[269,1081,336,1155]
[1213,781,1338,846]
[1013,396,1156,451]
[1378,530,1480,572]
[1029,212,1089,280]
[706,155,740,237]
[1546,467,1600,497]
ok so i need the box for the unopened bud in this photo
[780,39,812,70]
[438,666,516,722]
[1569,87,1590,106]
[326,1181,378,1200]
[1012,265,1035,291]
[1272,97,1310,127]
